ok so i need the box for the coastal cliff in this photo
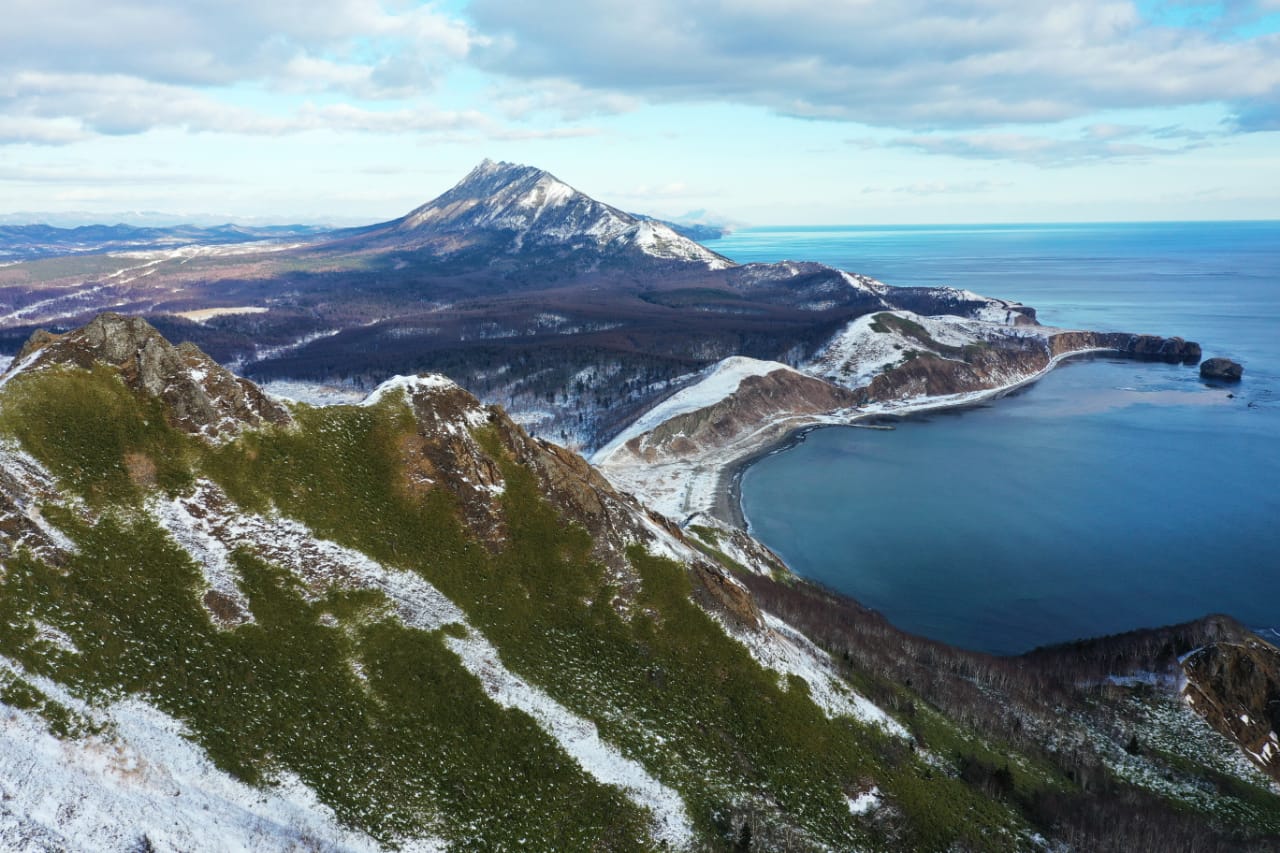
[594,309,1203,524]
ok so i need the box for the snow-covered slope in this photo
[592,356,802,463]
[394,160,732,269]
[593,356,858,522]
[804,309,1047,390]
[0,673,422,853]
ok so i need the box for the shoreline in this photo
[715,346,1116,531]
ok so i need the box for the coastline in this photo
[715,346,1116,531]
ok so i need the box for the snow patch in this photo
[847,786,882,815]
[0,440,79,555]
[0,660,429,852]
[721,612,907,735]
[0,350,43,391]
[145,481,691,844]
[260,380,367,407]
[594,356,799,463]
[362,374,456,405]
[444,632,693,847]
[147,491,255,627]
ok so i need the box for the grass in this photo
[3,362,1267,850]
[0,365,196,505]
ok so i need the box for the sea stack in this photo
[1200,357,1244,381]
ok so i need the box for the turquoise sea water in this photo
[709,223,1280,654]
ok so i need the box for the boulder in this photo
[1200,357,1244,382]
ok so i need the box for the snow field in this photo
[0,659,419,853]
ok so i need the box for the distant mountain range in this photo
[0,222,336,261]
[0,169,731,262]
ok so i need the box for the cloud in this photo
[466,0,1280,132]
[860,180,1013,196]
[0,71,602,144]
[0,0,517,144]
[0,0,473,94]
[489,79,641,121]
[881,130,1202,165]
[0,116,92,145]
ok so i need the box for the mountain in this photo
[0,160,1204,457]
[0,314,1277,851]
[630,212,732,242]
[342,159,733,271]
[0,222,335,261]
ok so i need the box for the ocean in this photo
[707,222,1280,655]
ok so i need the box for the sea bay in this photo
[712,222,1280,653]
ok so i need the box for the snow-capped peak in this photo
[394,160,734,269]
[361,373,460,406]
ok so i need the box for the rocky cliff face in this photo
[1184,640,1280,781]
[630,367,858,462]
[11,313,290,439]
[1048,330,1202,364]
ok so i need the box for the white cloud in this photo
[882,130,1201,165]
[0,70,603,144]
[466,0,1280,132]
[0,0,473,92]
[0,116,92,145]
[489,79,641,121]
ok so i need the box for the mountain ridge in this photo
[349,159,734,269]
[0,160,1057,452]
[0,314,1276,851]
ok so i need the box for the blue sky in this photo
[2,0,1278,225]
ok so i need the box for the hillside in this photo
[0,161,1059,451]
[0,314,1277,851]
[594,310,1202,523]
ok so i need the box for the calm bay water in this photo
[709,223,1280,654]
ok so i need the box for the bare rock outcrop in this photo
[1200,357,1244,381]
[375,374,762,629]
[12,313,291,440]
[1183,638,1280,781]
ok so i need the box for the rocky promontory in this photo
[596,311,1204,525]
[11,313,291,440]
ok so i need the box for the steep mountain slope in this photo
[359,159,732,270]
[0,316,979,851]
[0,314,1275,852]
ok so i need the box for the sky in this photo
[2,0,1279,225]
